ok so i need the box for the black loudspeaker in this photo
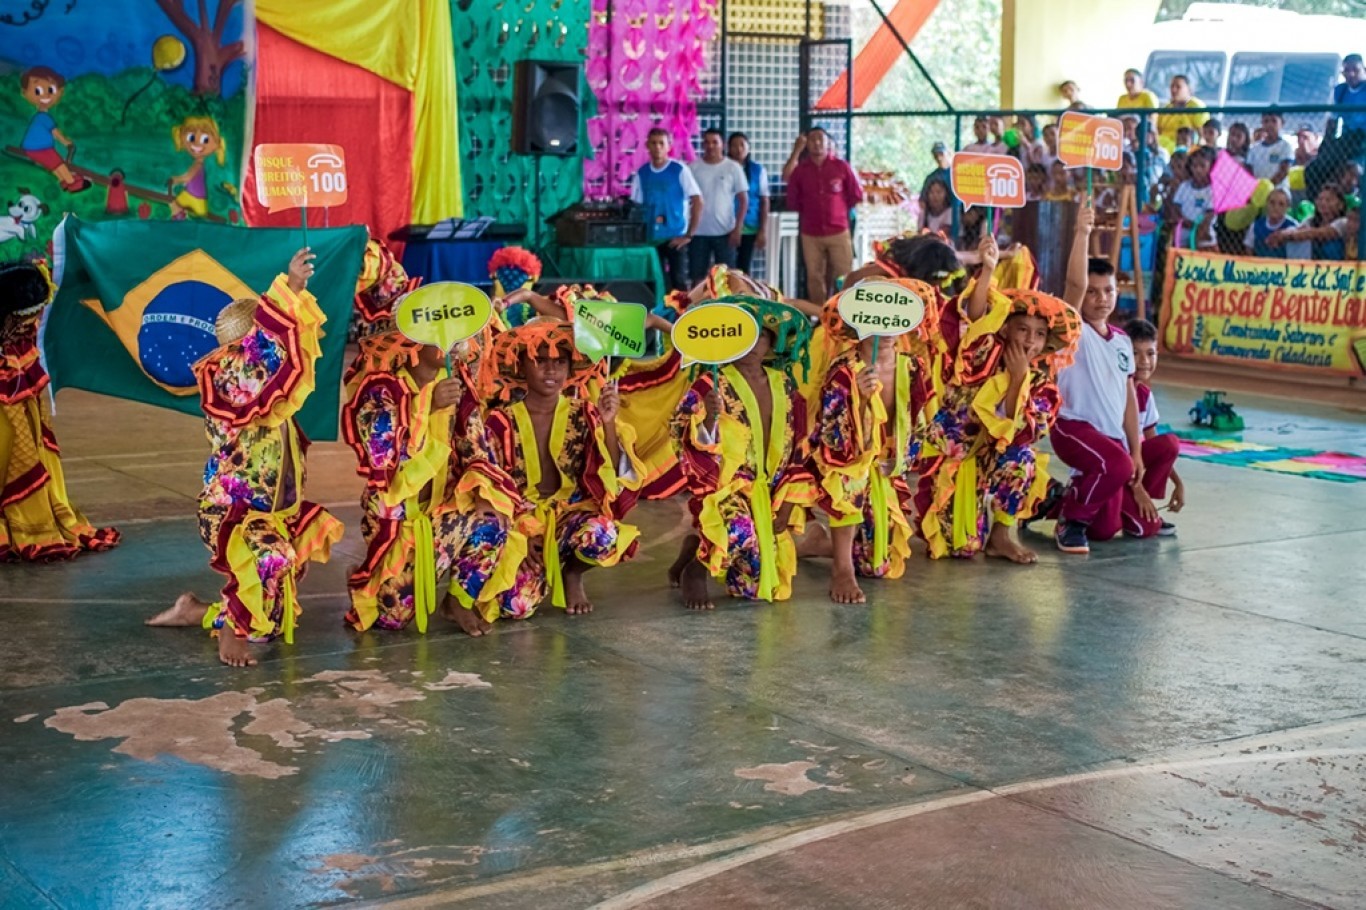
[512,60,582,156]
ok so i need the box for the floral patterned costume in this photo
[915,287,1080,558]
[342,333,517,632]
[353,238,419,334]
[195,276,344,642]
[813,278,943,579]
[672,364,817,602]
[0,261,119,560]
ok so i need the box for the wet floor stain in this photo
[37,667,493,779]
[733,761,854,796]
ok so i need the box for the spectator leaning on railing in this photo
[1158,75,1207,154]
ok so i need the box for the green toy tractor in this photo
[1190,390,1244,431]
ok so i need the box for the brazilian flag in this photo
[44,218,367,442]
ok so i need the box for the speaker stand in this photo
[527,154,564,278]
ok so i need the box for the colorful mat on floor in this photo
[1167,428,1366,484]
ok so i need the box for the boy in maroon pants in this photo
[1050,206,1144,554]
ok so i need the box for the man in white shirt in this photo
[962,116,1006,155]
[1245,110,1293,190]
[687,129,749,284]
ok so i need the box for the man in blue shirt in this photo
[629,129,703,292]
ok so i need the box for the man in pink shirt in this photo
[782,128,864,303]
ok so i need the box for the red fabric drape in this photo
[243,24,413,244]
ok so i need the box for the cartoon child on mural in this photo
[17,67,91,193]
[167,116,224,220]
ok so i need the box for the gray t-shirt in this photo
[689,157,749,236]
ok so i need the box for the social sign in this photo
[950,153,1026,210]
[394,282,493,352]
[671,303,760,365]
[253,143,349,213]
[573,298,647,363]
[1057,111,1125,171]
[836,281,926,339]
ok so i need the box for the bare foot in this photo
[795,523,833,559]
[450,601,492,637]
[985,525,1038,565]
[564,567,593,615]
[679,559,714,610]
[145,592,212,627]
[829,567,866,604]
[668,534,700,588]
[218,633,258,668]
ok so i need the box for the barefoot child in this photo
[915,287,1080,562]
[670,298,818,609]
[448,319,644,635]
[146,249,343,667]
[808,280,942,602]
[1,259,119,559]
[342,332,518,632]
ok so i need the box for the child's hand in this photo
[1168,478,1185,513]
[855,366,879,399]
[646,313,673,333]
[703,387,722,423]
[1265,231,1285,249]
[598,381,620,424]
[431,376,463,410]
[1130,450,1145,486]
[979,231,999,273]
[287,248,315,293]
[1076,203,1095,235]
[1003,340,1029,382]
[1133,484,1160,523]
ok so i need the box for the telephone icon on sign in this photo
[307,152,344,170]
[986,164,1019,199]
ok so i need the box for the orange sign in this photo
[1057,111,1125,170]
[950,153,1026,210]
[253,143,348,213]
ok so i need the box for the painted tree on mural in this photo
[153,0,244,96]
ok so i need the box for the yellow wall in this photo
[1001,0,1162,110]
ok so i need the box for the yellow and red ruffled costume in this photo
[194,275,344,642]
[0,261,119,561]
[812,279,944,580]
[914,285,1081,558]
[353,238,420,331]
[457,319,644,623]
[669,297,818,602]
[342,332,518,632]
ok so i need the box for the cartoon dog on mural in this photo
[0,191,48,245]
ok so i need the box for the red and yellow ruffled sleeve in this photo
[0,318,47,404]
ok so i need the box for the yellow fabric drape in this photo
[254,0,462,220]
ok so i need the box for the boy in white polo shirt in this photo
[1050,205,1144,554]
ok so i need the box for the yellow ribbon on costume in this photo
[951,456,979,553]
[538,501,564,609]
[511,400,573,610]
[868,468,892,569]
[408,495,436,634]
[724,365,786,601]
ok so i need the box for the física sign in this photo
[395,282,493,351]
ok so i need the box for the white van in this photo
[1139,3,1366,108]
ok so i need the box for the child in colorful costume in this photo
[808,279,942,602]
[0,260,119,560]
[449,319,644,636]
[353,238,419,334]
[147,249,343,667]
[670,297,818,610]
[488,246,543,327]
[915,280,1080,564]
[342,332,519,633]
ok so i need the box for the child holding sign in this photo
[341,332,518,633]
[807,280,942,603]
[147,249,343,667]
[669,298,818,610]
[449,320,645,635]
[915,281,1080,563]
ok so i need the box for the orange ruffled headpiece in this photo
[479,317,602,400]
[819,278,943,359]
[1001,289,1082,372]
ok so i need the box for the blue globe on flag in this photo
[137,281,232,389]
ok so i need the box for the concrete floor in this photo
[1,384,1364,910]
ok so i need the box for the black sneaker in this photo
[1157,521,1177,537]
[1055,521,1090,554]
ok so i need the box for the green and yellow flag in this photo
[44,218,367,441]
